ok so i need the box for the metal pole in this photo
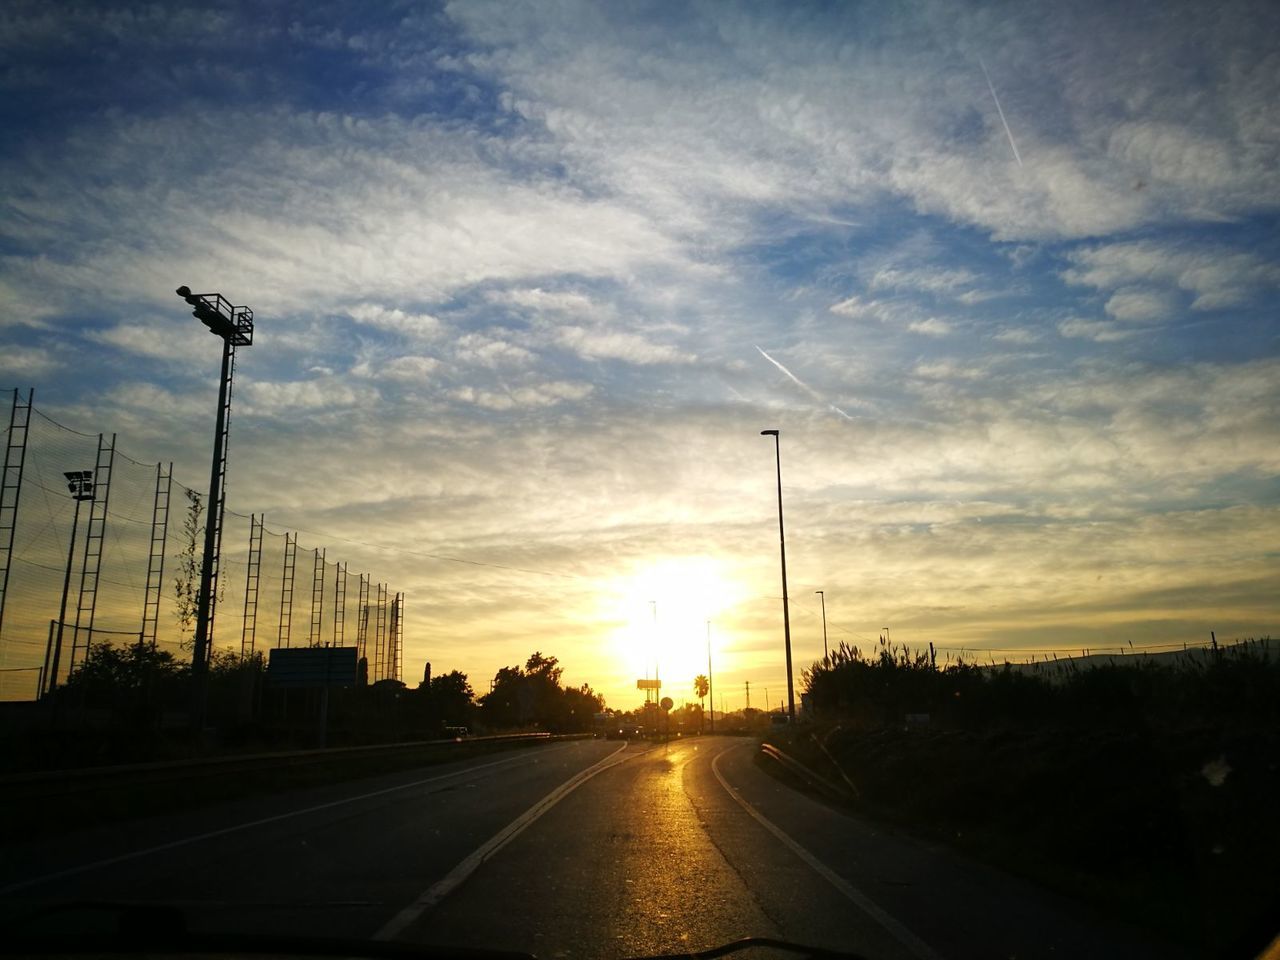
[48,494,83,694]
[816,590,829,665]
[40,618,55,700]
[650,600,658,709]
[706,619,714,735]
[762,430,796,721]
[192,337,233,678]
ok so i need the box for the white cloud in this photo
[347,304,443,339]
[553,325,692,365]
[446,1,1279,243]
[0,345,60,376]
[1104,287,1176,322]
[869,266,977,295]
[1057,318,1138,342]
[992,327,1039,344]
[491,287,599,319]
[908,317,952,337]
[453,333,535,369]
[913,360,984,381]
[382,355,441,382]
[82,318,203,362]
[244,379,379,413]
[829,295,878,320]
[450,380,593,410]
[1064,241,1280,310]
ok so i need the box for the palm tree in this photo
[694,674,709,732]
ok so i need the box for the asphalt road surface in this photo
[1,737,1183,959]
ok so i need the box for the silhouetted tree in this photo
[428,669,474,723]
[477,653,603,732]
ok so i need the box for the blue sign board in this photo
[268,646,359,688]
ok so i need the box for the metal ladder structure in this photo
[390,592,404,682]
[205,346,238,647]
[277,531,297,647]
[240,514,263,656]
[358,604,370,677]
[356,574,369,663]
[374,582,387,681]
[139,462,173,649]
[70,433,116,672]
[0,388,33,643]
[332,561,347,646]
[308,547,325,646]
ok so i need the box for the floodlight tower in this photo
[43,470,94,696]
[175,286,254,689]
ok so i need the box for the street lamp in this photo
[706,619,714,735]
[815,590,829,666]
[175,286,254,699]
[43,470,94,695]
[760,429,796,722]
[650,599,659,708]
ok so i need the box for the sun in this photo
[600,556,747,703]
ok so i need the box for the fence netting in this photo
[0,391,401,700]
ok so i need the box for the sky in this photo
[1,0,1277,711]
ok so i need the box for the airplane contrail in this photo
[755,345,811,394]
[755,345,856,421]
[979,56,1023,168]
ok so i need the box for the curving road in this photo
[0,736,1181,959]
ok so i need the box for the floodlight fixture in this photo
[63,470,94,500]
[175,285,254,346]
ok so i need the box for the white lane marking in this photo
[711,746,945,960]
[1,743,589,896]
[375,742,632,941]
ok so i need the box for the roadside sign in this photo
[268,646,358,688]
[660,696,673,711]
[636,678,662,690]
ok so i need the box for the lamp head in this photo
[761,429,779,436]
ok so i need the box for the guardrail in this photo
[1,732,589,803]
[759,741,854,803]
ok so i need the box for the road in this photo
[0,737,1181,959]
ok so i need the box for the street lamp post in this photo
[815,590,829,666]
[706,619,714,735]
[760,429,796,722]
[44,470,94,696]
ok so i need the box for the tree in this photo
[695,674,710,732]
[477,653,605,733]
[173,489,203,646]
[480,664,527,728]
[60,641,185,710]
[429,670,474,723]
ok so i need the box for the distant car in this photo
[608,724,643,740]
[443,724,469,738]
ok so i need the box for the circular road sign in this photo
[660,696,674,711]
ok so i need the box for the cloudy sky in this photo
[2,0,1277,709]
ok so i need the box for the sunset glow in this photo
[0,1,1275,710]
[601,557,747,697]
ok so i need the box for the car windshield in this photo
[0,2,1277,959]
